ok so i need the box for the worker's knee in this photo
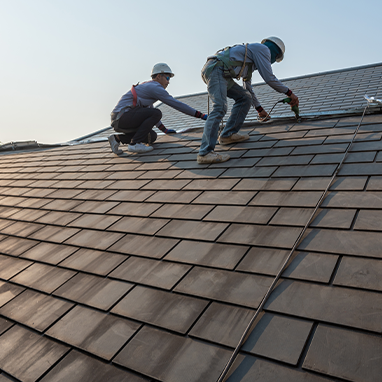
[152,108,162,121]
[213,102,228,118]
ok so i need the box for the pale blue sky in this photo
[1,0,381,144]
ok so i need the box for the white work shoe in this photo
[108,134,123,155]
[197,151,230,164]
[128,143,154,153]
[219,133,250,145]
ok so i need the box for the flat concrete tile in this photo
[20,242,77,264]
[330,176,368,190]
[108,216,169,235]
[40,350,148,382]
[109,256,190,289]
[157,219,228,241]
[47,305,140,360]
[0,317,12,335]
[41,199,83,211]
[334,256,382,292]
[242,312,313,365]
[0,289,73,332]
[233,178,298,191]
[291,143,348,156]
[339,162,382,176]
[106,189,155,202]
[242,147,294,158]
[256,155,313,167]
[106,202,162,217]
[205,205,277,224]
[68,213,121,230]
[354,209,382,231]
[54,273,132,310]
[151,203,213,220]
[250,191,322,207]
[189,302,254,347]
[70,200,119,214]
[192,191,257,205]
[113,326,231,382]
[0,236,38,256]
[1,221,43,237]
[0,325,68,382]
[299,228,382,258]
[273,164,337,178]
[304,324,382,382]
[0,281,24,307]
[112,286,208,334]
[174,267,273,308]
[322,191,382,208]
[64,229,124,250]
[165,241,247,269]
[8,208,49,222]
[0,255,32,279]
[219,224,302,248]
[227,354,332,382]
[36,211,82,225]
[142,179,191,190]
[146,190,201,204]
[310,208,356,229]
[265,279,382,332]
[183,178,239,190]
[109,234,178,258]
[270,207,314,226]
[220,166,277,178]
[29,226,80,243]
[59,248,126,275]
[367,175,382,190]
[237,247,337,283]
[11,263,76,293]
[106,179,150,190]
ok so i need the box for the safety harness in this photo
[111,84,139,128]
[204,44,253,83]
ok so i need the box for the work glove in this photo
[195,111,208,120]
[157,123,176,134]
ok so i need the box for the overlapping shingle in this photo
[0,62,382,381]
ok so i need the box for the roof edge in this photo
[170,62,382,101]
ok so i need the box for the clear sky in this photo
[1,0,381,144]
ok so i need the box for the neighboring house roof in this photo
[0,63,381,381]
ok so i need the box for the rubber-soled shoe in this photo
[108,134,123,155]
[219,133,250,145]
[197,151,230,164]
[128,143,154,153]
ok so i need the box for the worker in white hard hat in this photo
[109,63,208,154]
[197,37,299,164]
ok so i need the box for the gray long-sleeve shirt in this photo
[226,43,289,108]
[112,81,197,126]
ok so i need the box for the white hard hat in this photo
[151,63,174,77]
[261,37,285,62]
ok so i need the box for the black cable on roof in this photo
[216,100,370,382]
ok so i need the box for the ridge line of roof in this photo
[170,62,382,101]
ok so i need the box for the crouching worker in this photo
[108,63,207,154]
[197,37,299,164]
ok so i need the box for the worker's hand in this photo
[195,111,208,120]
[258,109,270,122]
[165,129,176,134]
[289,93,299,107]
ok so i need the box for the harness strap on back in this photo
[131,84,138,107]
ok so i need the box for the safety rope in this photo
[216,101,370,382]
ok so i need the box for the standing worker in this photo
[109,63,207,154]
[197,37,299,164]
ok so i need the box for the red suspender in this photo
[131,85,138,107]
